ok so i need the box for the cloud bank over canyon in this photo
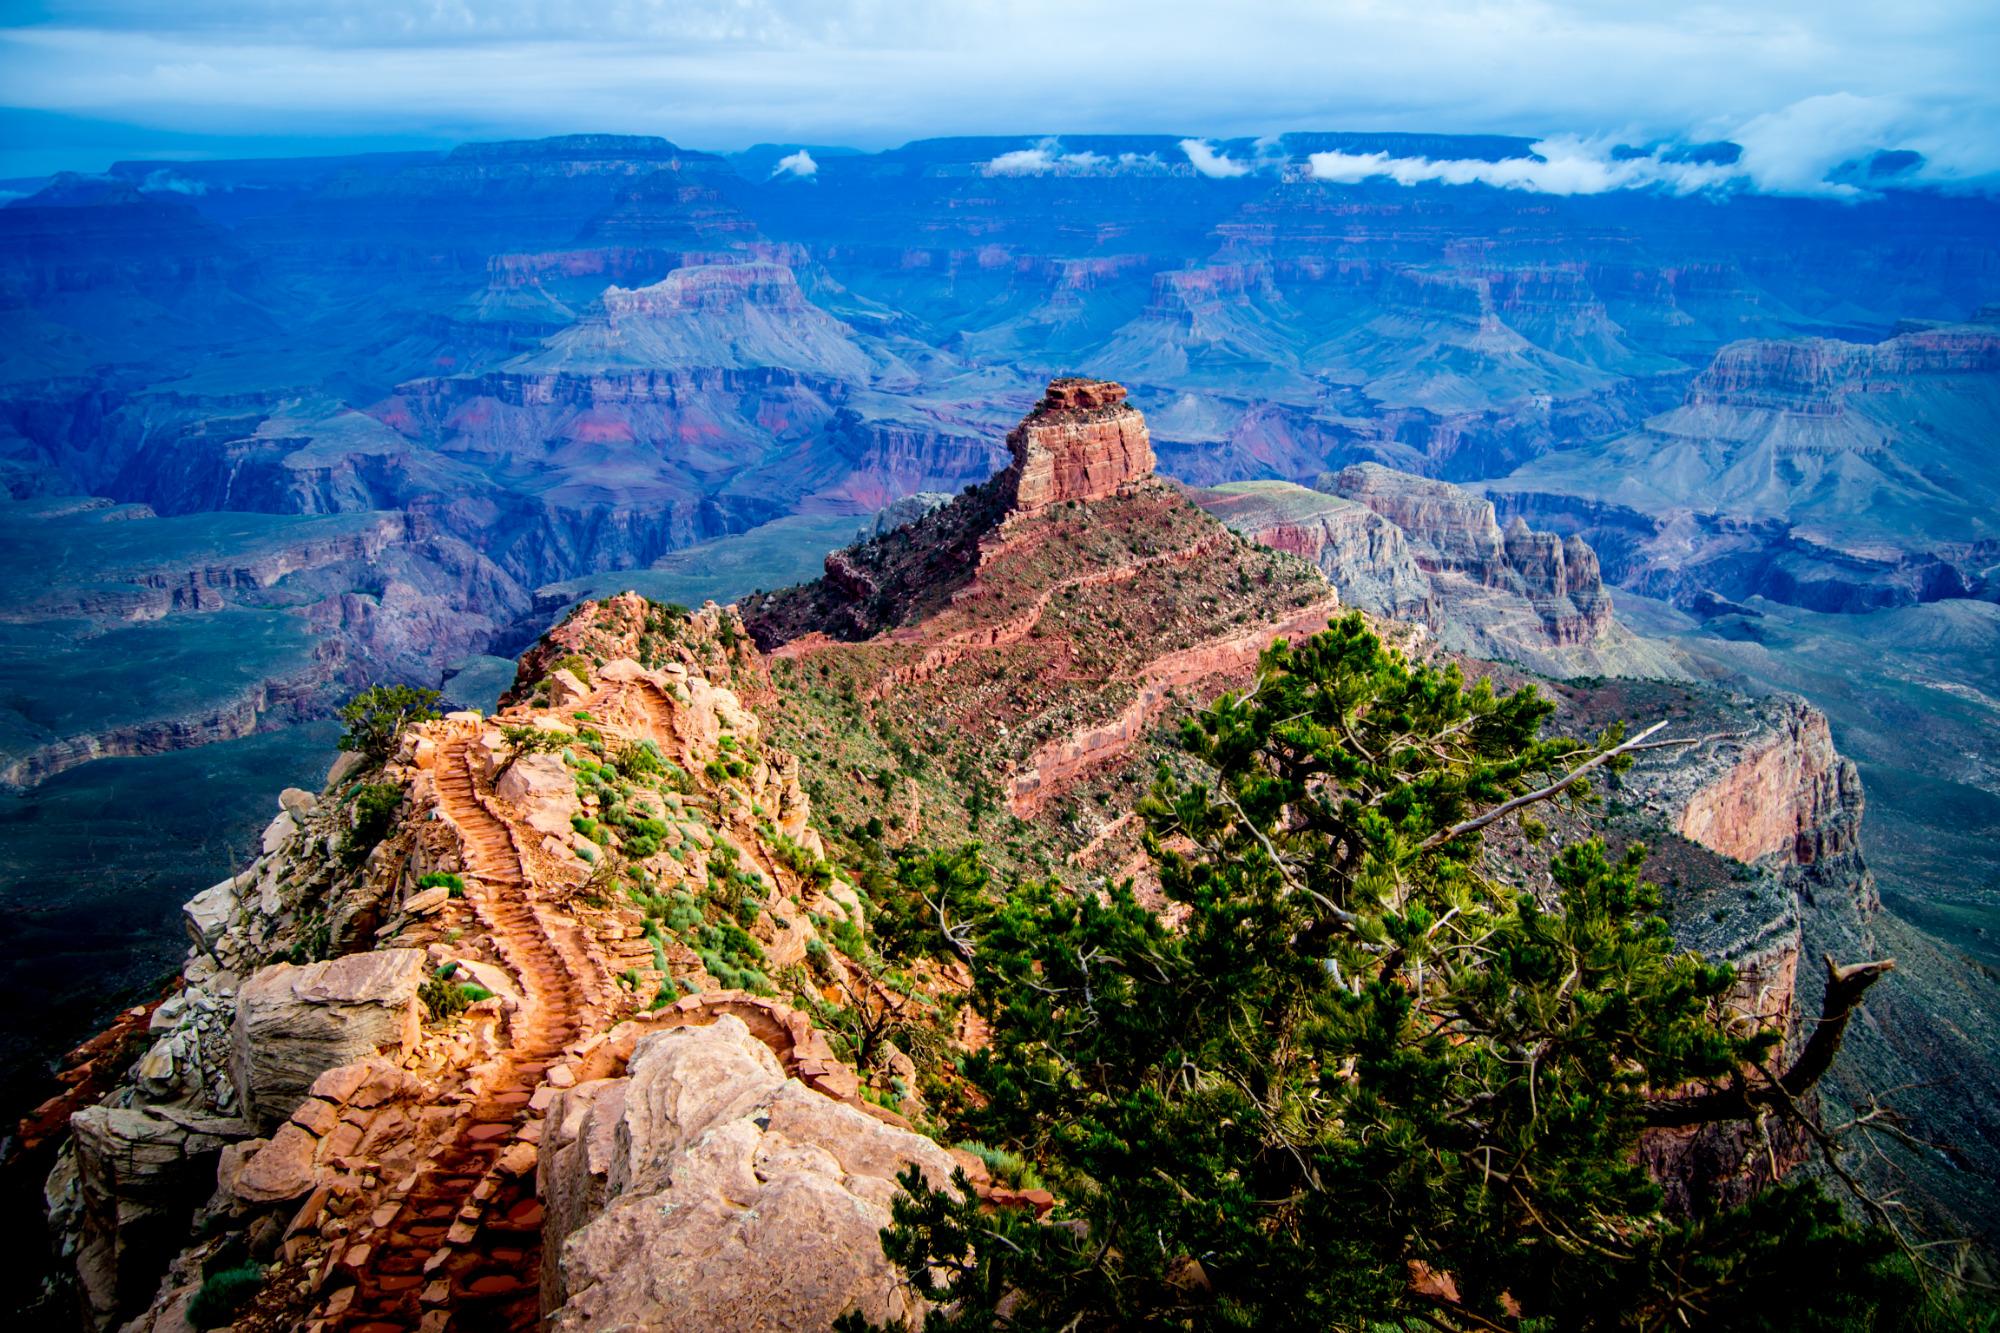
[1,0,1994,190]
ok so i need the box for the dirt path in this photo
[326,739,588,1333]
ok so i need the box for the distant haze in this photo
[1,0,1995,192]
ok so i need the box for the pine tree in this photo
[853,614,1938,1331]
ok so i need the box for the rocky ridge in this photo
[33,550,1900,1330]
[743,380,1339,853]
[37,597,974,1331]
[1195,466,1684,679]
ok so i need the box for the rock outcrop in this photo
[1329,463,1613,645]
[1587,684,1880,1211]
[1481,321,2000,613]
[41,598,942,1331]
[1675,700,1860,869]
[62,1104,254,1327]
[1198,469,1681,679]
[1000,378,1156,512]
[540,1016,956,1331]
[744,380,1338,846]
[229,949,426,1129]
[1195,480,1438,625]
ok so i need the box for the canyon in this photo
[25,389,1937,1329]
[2,129,1999,1319]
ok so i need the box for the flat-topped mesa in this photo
[1001,378,1156,513]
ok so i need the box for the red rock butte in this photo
[1002,378,1156,512]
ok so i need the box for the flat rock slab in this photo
[232,949,426,1129]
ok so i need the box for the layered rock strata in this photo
[1197,470,1681,679]
[1001,378,1156,512]
[1584,685,1879,1210]
[745,379,1338,844]
[1328,462,1612,644]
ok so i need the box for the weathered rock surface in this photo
[230,949,425,1128]
[1199,470,1681,678]
[1594,684,1879,1211]
[67,1104,253,1327]
[1676,699,1856,868]
[1001,377,1156,512]
[1329,463,1613,644]
[541,1016,955,1331]
[860,490,953,541]
[1196,480,1437,623]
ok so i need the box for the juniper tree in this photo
[336,683,442,766]
[854,614,1934,1331]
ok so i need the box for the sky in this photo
[1,0,1995,191]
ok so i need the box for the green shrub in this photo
[337,684,441,766]
[187,1263,264,1329]
[499,724,568,771]
[615,738,667,778]
[550,653,594,686]
[341,782,404,861]
[418,871,465,899]
[954,1140,1043,1191]
[419,974,468,1021]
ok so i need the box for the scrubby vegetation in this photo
[846,615,1962,1332]
[337,684,442,766]
[340,781,404,863]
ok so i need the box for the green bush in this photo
[337,684,441,766]
[418,974,468,1022]
[418,871,465,899]
[188,1262,263,1328]
[857,613,1925,1332]
[499,724,568,770]
[341,782,404,862]
[550,653,593,686]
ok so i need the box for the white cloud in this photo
[140,167,207,193]
[983,138,1109,176]
[1301,100,1996,198]
[1305,136,1738,195]
[771,148,817,177]
[2,2,1995,191]
[1179,138,1250,178]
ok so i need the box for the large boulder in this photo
[229,949,425,1129]
[68,1105,253,1329]
[540,1015,956,1331]
[181,876,242,956]
[495,750,581,838]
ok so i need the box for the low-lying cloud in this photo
[1305,137,1738,196]
[984,139,1161,176]
[1179,139,1252,178]
[771,148,817,178]
[1298,97,1997,198]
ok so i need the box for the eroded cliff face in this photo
[1675,701,1861,869]
[1586,685,1879,1210]
[1330,463,1612,642]
[37,597,970,1332]
[1000,378,1156,513]
[1196,469,1680,679]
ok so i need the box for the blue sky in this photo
[2,0,1995,189]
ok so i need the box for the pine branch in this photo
[1643,955,1895,1127]
[1416,720,1670,851]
